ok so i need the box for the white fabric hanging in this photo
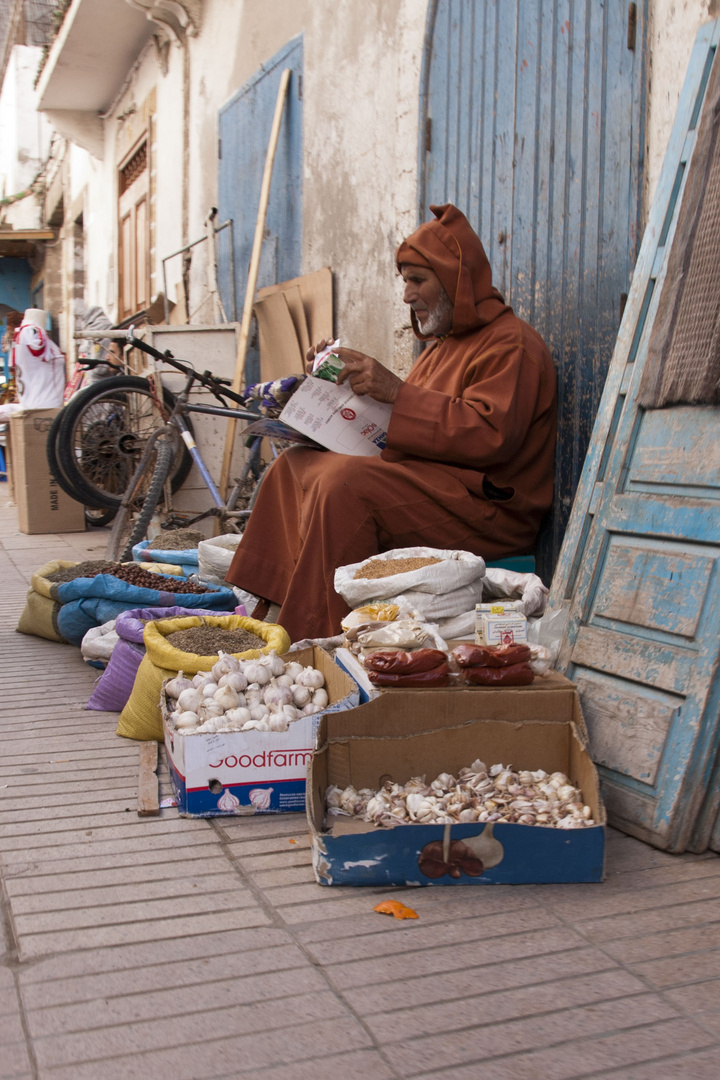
[11,320,66,409]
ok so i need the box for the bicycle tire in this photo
[46,410,118,525]
[106,439,174,561]
[55,376,193,509]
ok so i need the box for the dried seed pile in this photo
[46,560,120,583]
[167,626,266,654]
[147,529,206,550]
[106,564,211,592]
[326,760,596,829]
[355,556,441,580]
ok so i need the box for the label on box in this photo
[475,606,528,646]
[279,376,392,456]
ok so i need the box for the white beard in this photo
[416,287,454,336]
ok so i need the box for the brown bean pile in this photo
[166,626,266,654]
[46,560,120,582]
[354,556,442,580]
[147,529,206,551]
[107,564,211,593]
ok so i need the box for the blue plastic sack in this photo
[55,575,235,646]
[132,541,199,575]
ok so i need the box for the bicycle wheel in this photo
[46,410,118,526]
[56,376,193,509]
[105,439,174,561]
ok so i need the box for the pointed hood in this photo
[396,204,510,338]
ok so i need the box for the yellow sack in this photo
[116,614,291,741]
[16,559,79,642]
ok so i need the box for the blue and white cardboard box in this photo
[308,683,605,886]
[163,646,360,816]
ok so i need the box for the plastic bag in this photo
[335,547,486,607]
[364,648,447,674]
[452,643,531,668]
[368,662,451,687]
[481,567,549,617]
[132,540,200,574]
[197,533,243,585]
[463,662,534,686]
[81,620,119,667]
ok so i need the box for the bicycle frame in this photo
[117,332,277,532]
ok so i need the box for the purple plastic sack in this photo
[85,606,230,712]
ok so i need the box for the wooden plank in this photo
[138,742,159,817]
[219,67,291,497]
[571,624,695,696]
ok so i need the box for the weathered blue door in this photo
[420,0,647,578]
[217,36,303,380]
[551,22,720,852]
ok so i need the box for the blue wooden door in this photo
[420,0,646,578]
[552,22,720,852]
[217,36,303,382]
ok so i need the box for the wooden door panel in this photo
[571,626,696,696]
[589,538,714,638]
[572,668,681,785]
[626,407,720,492]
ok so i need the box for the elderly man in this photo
[227,203,557,641]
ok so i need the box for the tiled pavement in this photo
[1,489,720,1080]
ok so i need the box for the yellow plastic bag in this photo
[116,614,291,741]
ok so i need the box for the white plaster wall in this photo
[645,0,720,214]
[0,45,52,229]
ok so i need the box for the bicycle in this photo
[90,330,280,560]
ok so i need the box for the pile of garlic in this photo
[326,759,596,829]
[164,652,328,735]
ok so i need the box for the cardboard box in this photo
[307,684,605,886]
[279,375,392,456]
[163,647,360,817]
[9,409,86,534]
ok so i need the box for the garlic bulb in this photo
[268,713,289,732]
[245,687,263,706]
[218,671,248,692]
[201,681,219,698]
[165,672,192,698]
[284,660,303,681]
[242,662,271,686]
[212,652,240,680]
[301,703,317,715]
[249,703,270,723]
[311,688,328,709]
[292,684,311,707]
[281,703,299,723]
[276,673,294,688]
[176,687,203,713]
[325,763,595,830]
[214,685,239,711]
[224,706,252,727]
[192,672,215,689]
[264,683,293,709]
[296,666,324,689]
[175,710,199,729]
[262,651,285,677]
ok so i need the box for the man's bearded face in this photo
[400,265,454,336]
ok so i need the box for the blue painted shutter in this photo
[420,0,646,577]
[217,36,303,382]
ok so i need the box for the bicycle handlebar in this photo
[126,330,247,406]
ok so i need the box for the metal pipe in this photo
[161,218,234,323]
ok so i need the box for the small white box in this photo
[475,603,528,646]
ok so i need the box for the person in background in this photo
[226,203,557,642]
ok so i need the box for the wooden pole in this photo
[219,67,291,499]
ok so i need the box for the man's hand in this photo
[305,340,402,404]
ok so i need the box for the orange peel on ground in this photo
[373,900,419,920]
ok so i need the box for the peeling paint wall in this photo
[33,0,720,374]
